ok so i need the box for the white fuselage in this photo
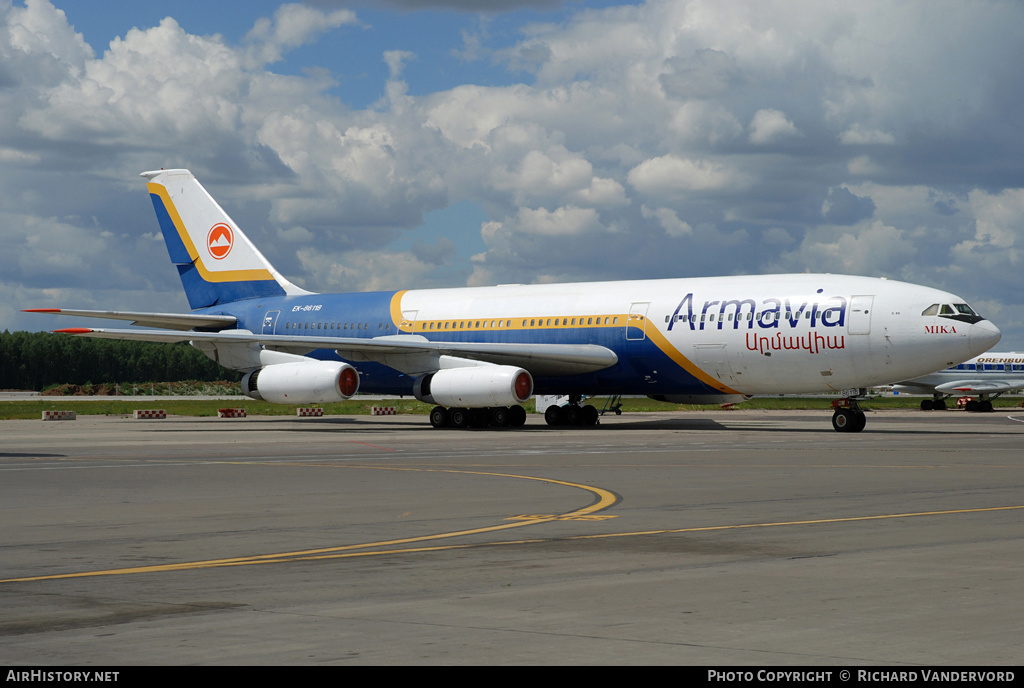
[379,273,999,396]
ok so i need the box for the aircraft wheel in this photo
[934,399,947,411]
[490,406,510,427]
[920,399,934,411]
[851,411,866,432]
[564,404,582,426]
[581,404,599,426]
[965,400,978,412]
[832,408,852,432]
[429,406,449,429]
[981,400,994,413]
[469,408,489,428]
[544,405,564,426]
[450,407,470,429]
[508,405,527,427]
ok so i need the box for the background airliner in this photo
[894,352,1024,411]
[28,169,1002,432]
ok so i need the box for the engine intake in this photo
[242,361,359,405]
[414,365,533,408]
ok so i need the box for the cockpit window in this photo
[921,304,939,316]
[938,302,984,325]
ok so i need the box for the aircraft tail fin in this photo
[142,169,310,309]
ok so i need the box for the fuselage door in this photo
[401,310,418,333]
[693,343,741,388]
[262,310,280,335]
[627,302,650,341]
[848,295,874,335]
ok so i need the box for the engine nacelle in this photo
[242,361,359,405]
[414,366,533,408]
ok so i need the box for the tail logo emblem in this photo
[207,224,234,260]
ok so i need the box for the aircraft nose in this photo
[968,319,1002,357]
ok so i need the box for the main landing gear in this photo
[831,394,866,433]
[921,393,997,412]
[961,397,994,413]
[544,395,600,427]
[429,405,527,429]
[920,395,948,411]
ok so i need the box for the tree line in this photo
[0,331,240,390]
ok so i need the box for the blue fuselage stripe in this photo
[203,292,716,397]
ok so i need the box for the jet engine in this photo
[242,361,359,405]
[414,366,533,408]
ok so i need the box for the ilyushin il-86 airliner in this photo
[894,351,1024,412]
[28,169,1002,432]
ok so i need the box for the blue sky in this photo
[61,1,627,108]
[3,0,1024,352]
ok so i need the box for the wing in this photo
[51,327,618,377]
[24,308,236,331]
[932,379,1024,394]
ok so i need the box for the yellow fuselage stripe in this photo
[388,293,737,393]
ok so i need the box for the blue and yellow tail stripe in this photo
[147,183,276,284]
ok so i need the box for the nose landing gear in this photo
[832,394,867,433]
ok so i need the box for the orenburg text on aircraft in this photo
[894,352,1024,412]
[27,170,1002,432]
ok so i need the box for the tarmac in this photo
[1,408,1022,665]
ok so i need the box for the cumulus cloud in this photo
[628,155,751,195]
[749,109,800,145]
[779,220,917,277]
[3,0,1024,345]
[822,186,876,225]
[641,205,693,237]
[840,124,896,145]
[660,49,743,99]
[245,3,359,67]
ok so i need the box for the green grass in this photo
[2,394,1021,420]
